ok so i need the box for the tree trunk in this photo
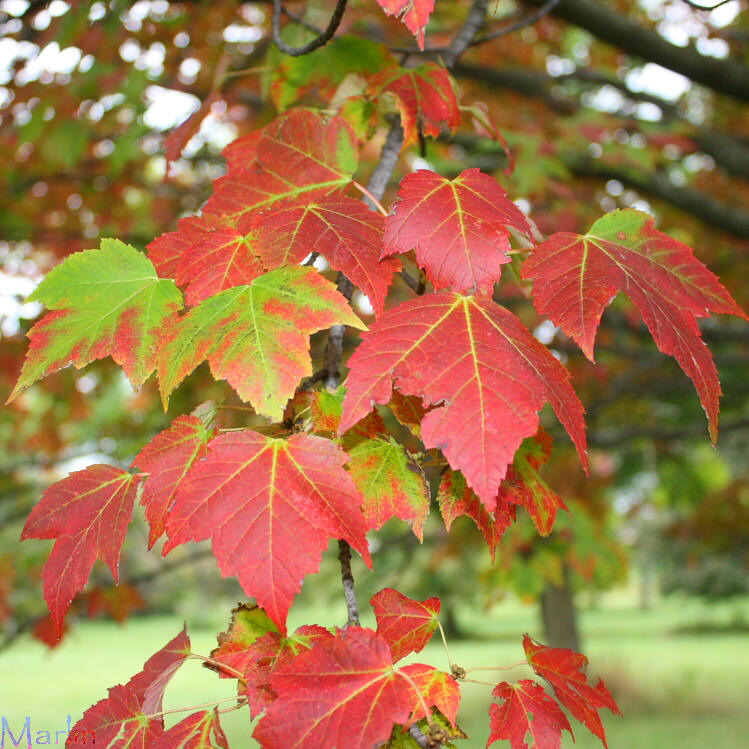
[540,563,581,651]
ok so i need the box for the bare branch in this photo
[471,0,563,46]
[271,0,348,57]
[442,0,489,67]
[337,539,360,626]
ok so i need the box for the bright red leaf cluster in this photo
[11,4,746,747]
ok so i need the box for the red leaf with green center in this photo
[400,664,460,726]
[437,470,515,562]
[9,239,182,401]
[158,266,365,421]
[133,415,217,547]
[68,627,190,747]
[206,109,358,228]
[164,430,372,632]
[253,627,420,749]
[152,709,228,749]
[250,196,399,316]
[522,209,748,442]
[21,464,140,634]
[382,169,532,294]
[371,587,440,662]
[208,603,279,680]
[523,634,620,747]
[347,437,430,539]
[244,625,334,717]
[375,0,435,50]
[369,63,458,144]
[341,292,587,510]
[488,680,573,749]
[499,431,566,536]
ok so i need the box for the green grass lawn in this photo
[1,592,748,747]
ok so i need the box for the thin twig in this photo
[679,0,736,9]
[471,0,562,46]
[281,5,324,34]
[338,539,360,626]
[271,0,348,57]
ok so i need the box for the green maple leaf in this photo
[158,265,365,421]
[9,238,182,401]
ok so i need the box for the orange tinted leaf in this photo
[382,169,532,294]
[341,293,587,510]
[21,464,140,634]
[400,663,460,726]
[523,634,620,747]
[164,431,371,632]
[437,469,515,562]
[499,431,565,537]
[523,209,747,441]
[371,587,440,662]
[488,679,573,749]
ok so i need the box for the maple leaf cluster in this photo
[8,3,746,747]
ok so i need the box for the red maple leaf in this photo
[437,469,516,562]
[341,292,587,510]
[206,109,358,227]
[32,613,68,649]
[249,196,399,315]
[21,464,141,634]
[368,63,459,145]
[67,627,191,746]
[371,587,441,662]
[382,169,532,294]
[399,663,460,726]
[152,709,229,749]
[164,430,372,631]
[375,0,435,51]
[244,624,334,717]
[222,129,263,173]
[523,634,620,747]
[133,415,216,547]
[522,209,747,441]
[253,627,421,748]
[488,679,573,749]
